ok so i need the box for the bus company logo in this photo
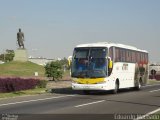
[122,64,128,70]
[114,114,160,120]
[1,114,18,120]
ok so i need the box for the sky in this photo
[0,0,159,62]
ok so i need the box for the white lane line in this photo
[143,84,160,87]
[149,89,160,93]
[135,107,160,120]
[75,100,105,108]
[0,95,75,107]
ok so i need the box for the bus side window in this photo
[109,47,113,60]
[115,48,119,62]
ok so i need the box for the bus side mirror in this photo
[109,60,113,69]
[107,57,113,69]
[68,56,72,67]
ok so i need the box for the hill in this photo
[0,61,45,78]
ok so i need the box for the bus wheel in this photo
[135,79,141,90]
[113,81,119,94]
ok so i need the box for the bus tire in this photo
[134,79,141,90]
[113,81,119,94]
[83,90,90,95]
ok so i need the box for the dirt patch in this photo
[46,80,71,89]
[46,80,73,94]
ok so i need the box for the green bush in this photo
[45,61,63,81]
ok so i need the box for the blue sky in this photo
[0,0,160,62]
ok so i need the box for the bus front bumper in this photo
[72,83,113,91]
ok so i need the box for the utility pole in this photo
[3,49,5,62]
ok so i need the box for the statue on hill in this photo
[14,28,28,62]
[17,28,25,49]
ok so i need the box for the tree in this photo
[151,69,156,79]
[59,57,70,70]
[0,49,14,62]
[44,61,63,81]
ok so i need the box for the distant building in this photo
[149,63,160,80]
[149,63,160,74]
[28,57,54,66]
[0,60,5,64]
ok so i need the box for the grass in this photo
[0,61,45,77]
[0,61,71,99]
[0,88,46,99]
[148,79,160,85]
[0,61,47,99]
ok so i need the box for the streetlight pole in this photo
[3,49,5,62]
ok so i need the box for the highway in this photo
[0,84,160,120]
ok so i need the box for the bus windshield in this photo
[71,47,108,78]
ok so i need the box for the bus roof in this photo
[76,42,148,53]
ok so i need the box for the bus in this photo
[69,42,149,94]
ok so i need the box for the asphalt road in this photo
[0,84,160,120]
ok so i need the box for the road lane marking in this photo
[142,84,160,88]
[0,95,75,107]
[143,84,160,88]
[75,100,105,108]
[146,84,160,87]
[135,107,160,120]
[149,89,160,93]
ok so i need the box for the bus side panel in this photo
[110,62,135,89]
